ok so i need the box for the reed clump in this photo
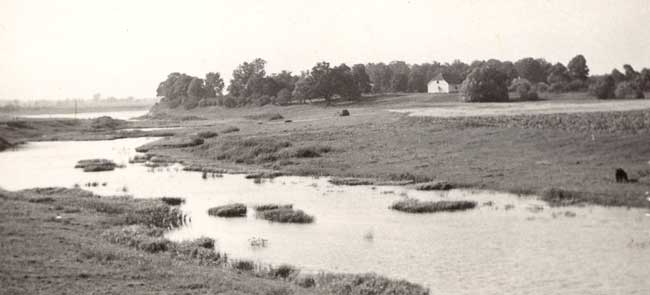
[207,203,247,217]
[390,198,476,213]
[256,207,314,223]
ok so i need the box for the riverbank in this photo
[0,187,428,295]
[140,104,650,208]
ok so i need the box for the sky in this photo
[1,0,649,100]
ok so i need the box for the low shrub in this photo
[215,137,291,164]
[340,109,350,116]
[513,79,539,101]
[271,264,297,279]
[208,203,247,217]
[615,81,645,99]
[232,260,255,271]
[28,197,55,203]
[102,225,170,253]
[289,145,333,158]
[256,208,314,223]
[390,199,477,213]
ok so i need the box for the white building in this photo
[427,73,460,94]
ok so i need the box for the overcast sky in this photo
[1,0,649,100]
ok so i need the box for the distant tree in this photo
[611,69,626,83]
[351,64,372,94]
[187,77,205,98]
[514,58,545,83]
[228,58,267,98]
[271,71,298,92]
[292,74,315,104]
[639,68,650,91]
[443,60,470,84]
[615,81,644,99]
[205,72,224,97]
[388,61,410,92]
[622,64,639,81]
[407,64,428,92]
[512,78,538,100]
[567,54,589,81]
[460,65,509,102]
[92,93,101,101]
[547,63,571,85]
[589,75,616,99]
[275,88,292,105]
[366,63,393,93]
[332,63,360,99]
[310,62,335,102]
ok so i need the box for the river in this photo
[0,137,648,295]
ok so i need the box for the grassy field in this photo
[140,92,650,208]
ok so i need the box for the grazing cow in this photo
[615,168,629,183]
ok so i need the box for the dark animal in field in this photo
[615,168,628,183]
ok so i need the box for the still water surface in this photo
[0,138,649,295]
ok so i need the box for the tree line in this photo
[155,55,649,109]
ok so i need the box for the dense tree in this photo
[228,58,267,98]
[460,65,509,102]
[622,64,639,81]
[204,72,224,97]
[275,88,292,105]
[639,68,650,91]
[292,74,315,104]
[187,77,205,98]
[567,54,589,81]
[611,69,626,83]
[407,64,428,92]
[547,63,571,85]
[514,58,545,83]
[443,60,470,84]
[351,64,372,94]
[388,61,410,92]
[366,63,393,93]
[270,71,298,92]
[310,62,336,101]
[590,75,615,99]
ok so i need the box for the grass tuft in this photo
[390,198,477,213]
[207,203,247,217]
[256,207,314,223]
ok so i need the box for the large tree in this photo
[351,64,372,94]
[204,72,224,97]
[547,63,571,85]
[228,58,267,97]
[567,54,589,81]
[460,65,509,102]
[514,58,545,83]
[366,63,393,93]
[388,61,410,92]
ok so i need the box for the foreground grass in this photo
[0,187,429,295]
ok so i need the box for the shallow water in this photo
[1,138,649,294]
[18,109,149,120]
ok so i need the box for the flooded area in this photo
[18,109,149,120]
[1,138,649,294]
[391,99,650,117]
